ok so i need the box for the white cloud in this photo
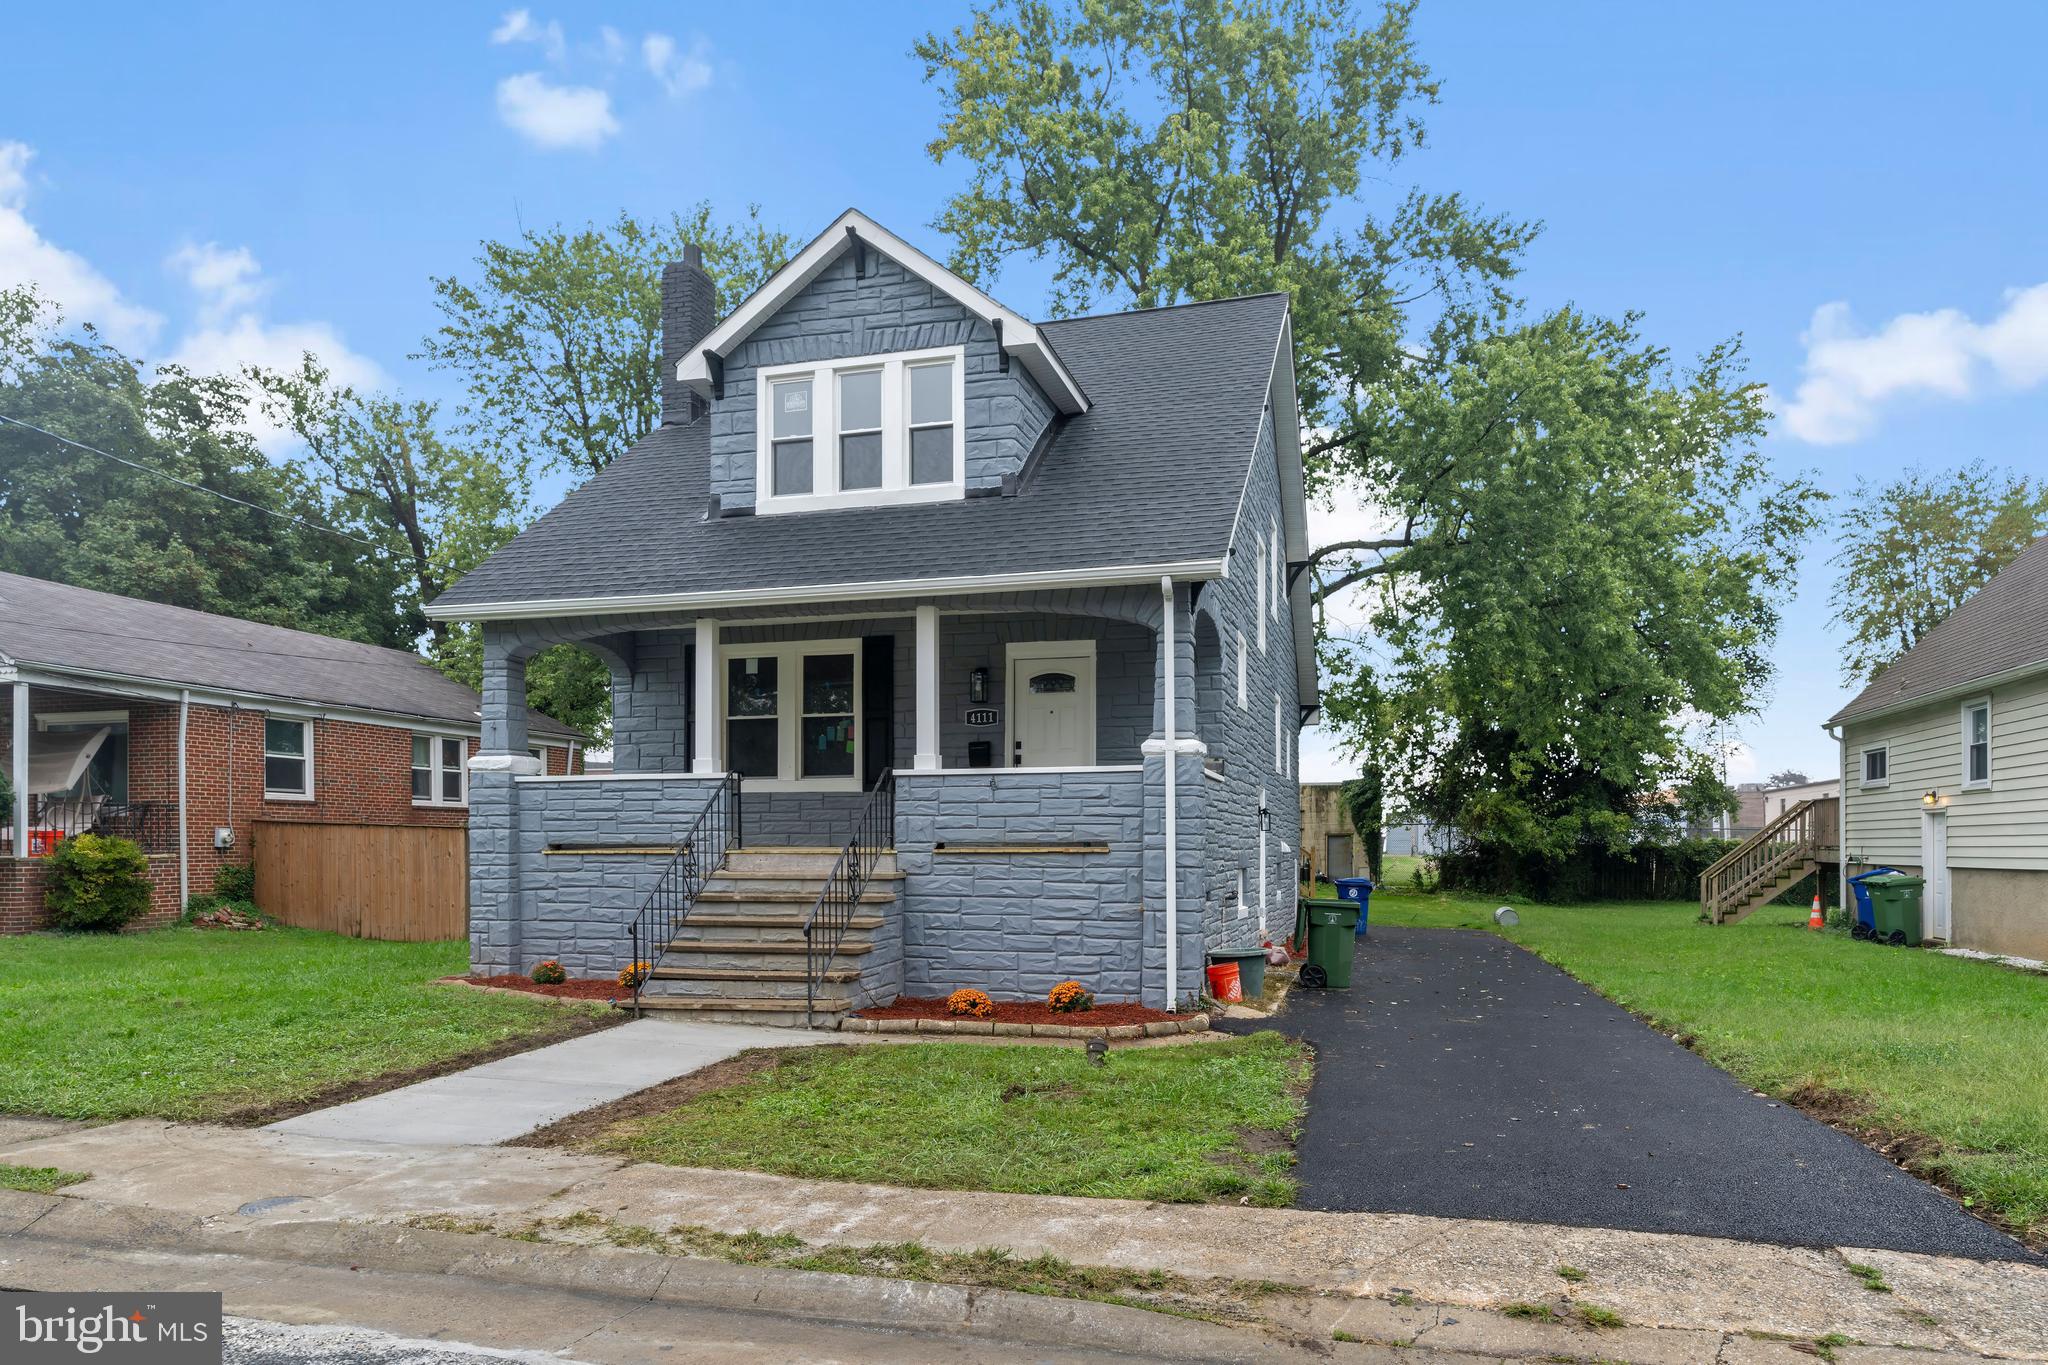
[1779,283,2048,444]
[598,25,627,63]
[167,241,265,324]
[490,9,565,61]
[494,72,619,151]
[642,32,713,96]
[0,140,163,350]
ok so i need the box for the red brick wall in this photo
[0,854,183,935]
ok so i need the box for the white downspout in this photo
[177,689,190,911]
[1828,722,1847,913]
[1161,576,1178,1011]
[1258,786,1269,937]
[10,681,28,861]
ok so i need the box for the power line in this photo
[0,411,387,552]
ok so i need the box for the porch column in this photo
[10,681,26,860]
[914,605,940,772]
[477,627,530,758]
[693,617,719,773]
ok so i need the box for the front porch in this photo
[468,584,1233,1016]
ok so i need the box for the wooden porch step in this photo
[664,939,874,956]
[651,965,862,983]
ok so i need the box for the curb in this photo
[842,1012,1211,1039]
[0,1191,1268,1361]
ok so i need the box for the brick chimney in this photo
[660,244,715,426]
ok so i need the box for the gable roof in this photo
[678,209,1089,416]
[0,572,579,739]
[427,291,1293,618]
[1829,534,2048,727]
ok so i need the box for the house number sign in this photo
[964,707,1000,728]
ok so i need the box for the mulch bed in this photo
[855,996,1192,1027]
[455,974,629,1002]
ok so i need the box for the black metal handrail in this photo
[11,798,178,855]
[625,773,743,1011]
[802,770,895,1028]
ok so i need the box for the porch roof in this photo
[426,292,1290,617]
[0,571,580,740]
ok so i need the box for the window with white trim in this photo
[1961,699,1991,789]
[756,347,964,513]
[413,734,467,806]
[1274,694,1284,773]
[1860,745,1889,788]
[722,641,861,788]
[1235,630,1248,708]
[1272,517,1283,623]
[1257,540,1269,653]
[264,717,312,799]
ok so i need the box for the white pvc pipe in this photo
[1161,576,1178,1011]
[177,688,190,911]
[1258,785,1268,937]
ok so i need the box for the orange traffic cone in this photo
[1808,893,1825,931]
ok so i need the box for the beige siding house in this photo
[1828,534,2048,958]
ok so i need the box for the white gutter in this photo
[1161,575,1179,1011]
[1826,721,1849,913]
[177,689,190,912]
[422,559,1227,623]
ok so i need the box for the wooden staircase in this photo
[634,847,897,1027]
[1700,797,1839,924]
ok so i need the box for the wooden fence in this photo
[253,821,466,940]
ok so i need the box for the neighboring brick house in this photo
[2,573,581,933]
[425,209,1319,1022]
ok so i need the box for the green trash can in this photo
[1303,897,1360,989]
[1864,874,1925,946]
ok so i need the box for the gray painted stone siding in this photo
[938,614,1153,766]
[611,630,691,772]
[1192,411,1301,963]
[707,249,1056,508]
[895,770,1147,1001]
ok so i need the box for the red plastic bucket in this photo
[1205,961,1243,1002]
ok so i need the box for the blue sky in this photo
[4,3,2044,784]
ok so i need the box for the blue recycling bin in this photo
[1848,867,1902,940]
[1333,877,1374,937]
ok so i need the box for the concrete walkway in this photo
[266,1018,847,1146]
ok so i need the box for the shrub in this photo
[212,862,256,903]
[43,834,152,932]
[1047,980,1094,1013]
[945,988,994,1019]
[618,960,651,989]
[531,959,567,985]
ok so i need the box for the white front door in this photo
[1006,644,1096,768]
[1920,810,1951,940]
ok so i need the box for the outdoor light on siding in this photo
[968,667,990,704]
[1921,789,1942,809]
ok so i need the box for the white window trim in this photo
[1271,516,1283,624]
[719,638,863,792]
[754,344,967,515]
[413,732,469,808]
[1235,630,1248,709]
[1960,697,1992,791]
[1273,694,1284,774]
[1256,539,1270,654]
[263,716,315,801]
[1859,744,1890,790]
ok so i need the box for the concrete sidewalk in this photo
[265,1018,848,1146]
[1,1119,2042,1359]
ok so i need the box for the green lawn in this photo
[592,1034,1311,1206]
[0,927,608,1122]
[0,1163,88,1193]
[1370,889,2048,1247]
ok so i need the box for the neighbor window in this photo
[1962,700,1991,789]
[756,347,965,512]
[264,717,312,798]
[723,642,861,787]
[1861,745,1889,788]
[413,734,466,806]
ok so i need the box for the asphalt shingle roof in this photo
[0,571,578,738]
[1828,534,2048,726]
[431,293,1289,610]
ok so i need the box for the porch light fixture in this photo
[1921,789,1942,809]
[968,667,990,704]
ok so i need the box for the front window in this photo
[722,642,861,786]
[265,718,312,798]
[801,654,856,778]
[756,346,965,512]
[413,734,467,805]
[1861,746,1888,787]
[726,656,781,779]
[1963,701,1991,788]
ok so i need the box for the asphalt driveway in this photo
[1223,925,2033,1261]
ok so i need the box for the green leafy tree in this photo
[1767,768,1809,788]
[1340,765,1384,883]
[920,0,1820,856]
[1830,462,2048,684]
[0,288,408,646]
[421,204,795,478]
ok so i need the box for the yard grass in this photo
[590,1034,1311,1206]
[0,1163,88,1193]
[1370,889,2048,1246]
[0,927,609,1122]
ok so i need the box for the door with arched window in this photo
[1005,642,1096,767]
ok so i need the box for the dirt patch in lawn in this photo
[218,1010,626,1128]
[453,974,630,1002]
[856,995,1192,1027]
[507,1048,790,1150]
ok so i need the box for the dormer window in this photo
[755,345,966,514]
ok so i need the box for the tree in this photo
[1830,462,2048,684]
[1767,769,1810,788]
[421,205,795,479]
[920,0,1821,856]
[0,287,408,646]
[1340,765,1384,883]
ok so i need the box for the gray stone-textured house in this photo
[425,209,1317,1021]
